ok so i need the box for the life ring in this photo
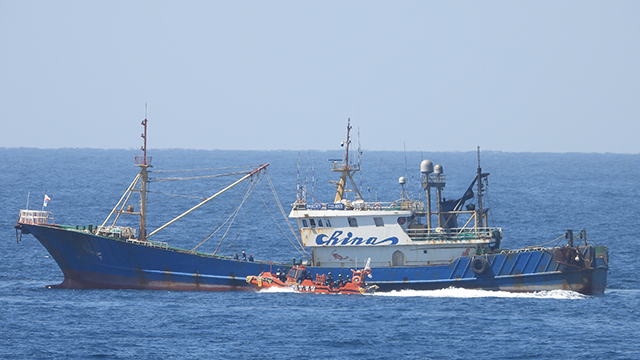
[353,276,361,284]
[470,257,489,275]
[372,203,381,210]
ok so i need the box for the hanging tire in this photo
[470,257,489,275]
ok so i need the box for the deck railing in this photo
[125,238,168,250]
[134,156,152,166]
[18,210,55,225]
[300,200,425,211]
[406,227,500,242]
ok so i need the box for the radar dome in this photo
[434,164,443,174]
[399,176,406,185]
[420,160,434,174]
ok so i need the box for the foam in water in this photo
[372,287,588,300]
[258,286,296,293]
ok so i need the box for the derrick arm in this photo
[146,164,269,239]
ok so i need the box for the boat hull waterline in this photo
[18,223,608,294]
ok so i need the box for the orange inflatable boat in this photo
[246,259,378,295]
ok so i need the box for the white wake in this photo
[372,287,588,299]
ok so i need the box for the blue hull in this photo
[18,223,608,295]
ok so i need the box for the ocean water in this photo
[1,148,639,359]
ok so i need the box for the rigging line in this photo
[218,204,248,255]
[223,178,272,252]
[259,183,302,254]
[296,152,301,201]
[194,184,247,253]
[147,191,208,200]
[151,165,264,173]
[191,181,249,252]
[534,234,566,248]
[311,153,315,200]
[191,179,254,252]
[220,174,261,254]
[257,175,304,253]
[100,173,141,228]
[256,181,308,259]
[262,173,307,254]
[215,175,260,254]
[484,178,497,228]
[403,142,409,192]
[152,171,253,182]
[264,172,302,243]
[305,152,310,202]
[210,174,261,255]
[154,183,245,197]
[226,181,256,251]
[304,188,323,204]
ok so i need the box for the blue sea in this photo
[1,148,639,359]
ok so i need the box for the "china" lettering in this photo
[315,231,399,246]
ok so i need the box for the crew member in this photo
[326,272,334,288]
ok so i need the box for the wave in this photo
[258,286,296,293]
[372,287,588,299]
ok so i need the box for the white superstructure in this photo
[289,119,501,268]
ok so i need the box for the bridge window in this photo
[374,217,384,227]
[325,219,332,227]
[317,219,324,227]
[301,219,308,228]
[310,219,316,228]
[348,217,358,227]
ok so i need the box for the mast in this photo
[476,146,490,228]
[332,118,363,202]
[135,111,152,240]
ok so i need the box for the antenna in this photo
[344,118,352,167]
[141,104,148,166]
[403,142,409,196]
[357,124,363,194]
[305,151,310,202]
[296,152,301,201]
[311,153,315,200]
[476,145,485,228]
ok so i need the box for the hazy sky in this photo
[1,1,638,153]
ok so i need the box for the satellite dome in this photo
[434,164,443,175]
[399,176,406,185]
[420,160,434,174]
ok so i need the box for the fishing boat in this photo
[15,117,609,294]
[14,117,292,291]
[246,259,378,294]
[288,120,608,294]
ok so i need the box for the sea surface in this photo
[1,148,639,359]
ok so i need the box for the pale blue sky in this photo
[1,1,638,153]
